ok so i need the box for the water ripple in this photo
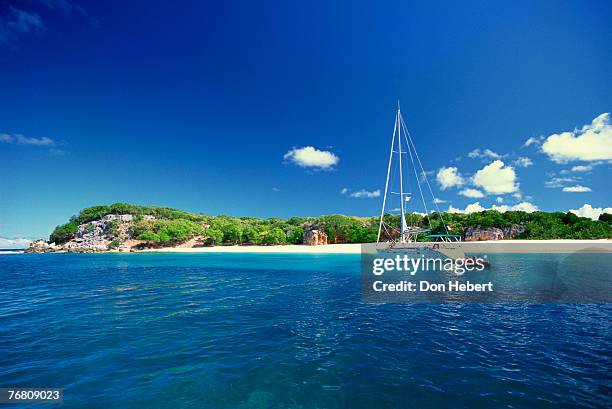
[0,253,610,408]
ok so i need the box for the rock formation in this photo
[24,239,60,253]
[463,224,526,241]
[26,214,145,253]
[303,228,328,245]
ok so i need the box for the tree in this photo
[138,231,159,241]
[286,227,303,244]
[223,223,243,244]
[205,228,223,245]
[50,221,78,244]
[599,213,612,224]
[243,227,259,244]
[562,212,579,225]
[260,228,286,245]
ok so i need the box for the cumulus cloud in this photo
[447,202,486,214]
[0,237,32,249]
[513,157,533,167]
[503,202,539,213]
[348,189,380,199]
[0,133,54,146]
[562,185,592,193]
[447,201,539,214]
[459,188,485,198]
[569,204,612,220]
[541,113,612,163]
[436,167,464,190]
[283,146,339,170]
[472,160,518,194]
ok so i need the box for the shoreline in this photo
[141,239,611,254]
[142,243,362,254]
[12,239,611,255]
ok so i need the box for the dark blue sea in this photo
[0,253,610,408]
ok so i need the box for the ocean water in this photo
[0,253,610,408]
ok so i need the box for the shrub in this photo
[108,239,121,249]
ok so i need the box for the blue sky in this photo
[1,0,611,243]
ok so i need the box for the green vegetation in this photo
[108,239,121,249]
[49,202,612,245]
[134,219,205,244]
[50,221,78,244]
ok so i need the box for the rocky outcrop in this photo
[463,224,526,241]
[503,224,527,239]
[463,227,504,241]
[61,215,132,252]
[303,228,328,245]
[24,239,61,253]
[26,214,149,253]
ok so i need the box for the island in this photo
[25,203,611,253]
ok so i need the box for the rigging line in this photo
[401,118,448,233]
[377,112,398,242]
[399,113,433,230]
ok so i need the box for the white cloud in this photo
[570,165,592,172]
[349,189,380,199]
[459,188,485,198]
[468,148,502,160]
[0,133,54,146]
[473,160,518,194]
[545,176,579,188]
[562,185,592,193]
[448,202,486,214]
[506,202,539,213]
[541,113,612,163]
[496,197,504,203]
[0,237,32,249]
[522,136,544,148]
[490,202,539,213]
[283,146,339,169]
[447,201,538,214]
[513,157,533,167]
[432,198,447,204]
[436,167,464,190]
[340,187,348,194]
[569,204,612,220]
[512,192,522,200]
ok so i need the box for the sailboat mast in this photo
[397,102,407,243]
[377,113,398,243]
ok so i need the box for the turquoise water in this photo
[0,253,610,408]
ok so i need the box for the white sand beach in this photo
[142,240,611,254]
[146,243,362,254]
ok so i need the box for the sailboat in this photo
[376,102,464,259]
